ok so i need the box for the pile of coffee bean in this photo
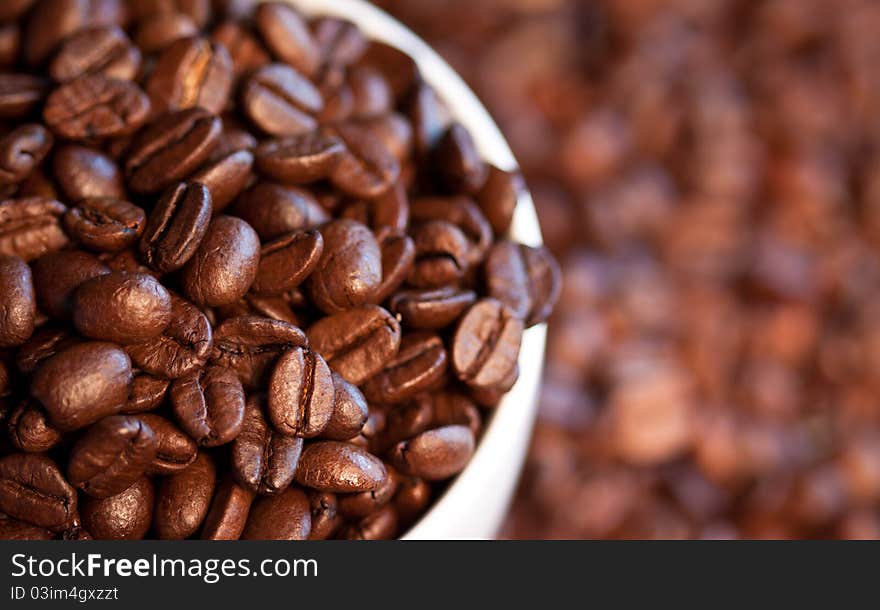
[0,0,560,540]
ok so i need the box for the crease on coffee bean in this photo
[462,305,506,382]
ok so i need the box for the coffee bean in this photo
[0,453,76,530]
[338,464,399,519]
[31,250,108,318]
[73,272,172,344]
[452,298,523,390]
[267,346,334,438]
[430,392,482,437]
[211,316,307,387]
[476,166,521,237]
[0,124,53,191]
[211,19,269,76]
[363,333,448,405]
[0,197,68,261]
[67,415,157,498]
[123,374,169,414]
[394,475,431,525]
[431,123,489,194]
[312,17,367,71]
[31,341,132,431]
[0,255,35,347]
[242,63,322,137]
[137,413,197,475]
[52,145,125,201]
[190,149,253,212]
[215,293,300,326]
[180,215,260,307]
[306,219,381,314]
[139,182,212,273]
[411,196,493,266]
[43,74,150,140]
[8,400,62,452]
[241,485,310,540]
[0,73,48,118]
[170,365,245,447]
[371,231,415,304]
[146,36,232,116]
[49,25,141,83]
[388,425,475,481]
[356,114,413,163]
[362,42,419,103]
[330,123,400,199]
[136,12,199,54]
[294,441,386,493]
[200,476,253,540]
[408,220,471,288]
[254,2,319,77]
[126,293,213,379]
[209,126,257,162]
[339,181,409,235]
[339,504,398,540]
[232,181,328,240]
[405,83,449,156]
[63,197,146,252]
[0,514,53,540]
[23,0,122,67]
[154,451,216,539]
[80,476,153,540]
[389,287,477,330]
[306,489,341,540]
[233,395,303,494]
[14,325,76,374]
[307,305,401,385]
[125,108,221,194]
[252,229,323,295]
[321,371,368,441]
[254,131,346,184]
[379,397,434,453]
[128,0,209,27]
[486,241,562,326]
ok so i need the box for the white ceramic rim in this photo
[287,0,547,539]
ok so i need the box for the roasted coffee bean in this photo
[322,371,368,441]
[73,272,172,344]
[0,74,48,118]
[405,83,449,156]
[411,196,492,266]
[252,229,323,295]
[307,305,401,385]
[452,298,523,390]
[67,415,157,498]
[389,287,477,330]
[233,395,303,494]
[431,123,489,195]
[209,126,257,162]
[125,108,222,194]
[363,333,447,405]
[0,255,35,348]
[394,475,431,525]
[307,490,341,540]
[43,74,150,140]
[268,346,334,438]
[379,397,434,453]
[137,414,197,475]
[339,504,398,540]
[312,17,367,70]
[211,19,269,76]
[294,441,386,493]
[356,114,413,164]
[232,181,328,240]
[362,41,419,102]
[127,0,210,27]
[80,476,153,540]
[0,514,53,540]
[123,374,169,414]
[338,464,399,519]
[139,182,212,273]
[190,149,253,212]
[136,12,199,54]
[241,485,310,540]
[23,0,123,67]
[180,215,260,307]
[339,181,409,235]
[200,476,253,540]
[0,124,53,191]
[14,325,76,374]
[430,392,482,437]
[388,425,475,481]
[306,219,381,314]
[31,341,132,431]
[408,220,471,288]
[31,250,108,318]
[0,453,76,530]
[476,166,520,237]
[242,63,322,137]
[485,241,561,327]
[146,36,233,116]
[346,66,393,120]
[52,145,125,201]
[215,293,300,326]
[370,231,415,304]
[254,131,346,184]
[49,25,141,83]
[211,316,307,387]
[254,2,319,77]
[330,123,400,199]
[103,248,160,278]
[170,365,245,447]
[63,197,146,252]
[0,197,68,261]
[154,451,216,539]
[8,400,62,452]
[15,168,58,200]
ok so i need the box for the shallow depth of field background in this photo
[377,0,880,539]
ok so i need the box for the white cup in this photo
[286,0,548,539]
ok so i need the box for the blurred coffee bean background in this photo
[375,0,880,539]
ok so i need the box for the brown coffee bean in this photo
[215,293,300,326]
[306,219,382,314]
[139,181,212,273]
[52,145,125,201]
[31,341,132,431]
[486,241,562,327]
[254,2,319,77]
[389,287,477,330]
[154,451,216,539]
[312,17,367,70]
[67,415,157,498]
[361,42,419,102]
[14,325,76,374]
[0,255,35,348]
[49,25,141,83]
[254,131,346,184]
[394,475,431,524]
[180,215,260,307]
[405,83,449,156]
[31,250,108,318]
[408,220,471,288]
[170,365,245,447]
[0,124,53,191]
[476,166,521,237]
[233,395,303,494]
[307,305,401,385]
[146,36,232,116]
[339,504,398,540]
[306,489,341,540]
[330,123,400,199]
[122,374,169,414]
[232,181,328,240]
[322,371,368,441]
[125,108,221,194]
[431,123,489,194]
[0,453,77,530]
[430,392,482,437]
[127,0,209,27]
[211,19,269,76]
[211,316,307,387]
[242,63,322,137]
[73,272,172,344]
[23,0,123,67]
[356,114,413,163]
[388,425,475,481]
[268,346,334,438]
[63,197,146,252]
[252,229,323,295]
[0,197,68,261]
[411,196,493,266]
[0,73,48,118]
[294,441,387,493]
[200,476,253,540]
[190,149,253,211]
[338,464,399,519]
[0,515,53,540]
[370,231,415,305]
[363,333,448,405]
[137,413,197,475]
[452,298,523,390]
[8,400,62,452]
[43,74,150,140]
[136,12,199,54]
[339,181,409,235]
[241,485,310,540]
[80,476,153,540]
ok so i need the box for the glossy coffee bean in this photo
[232,181,328,240]
[0,73,48,118]
[136,12,199,54]
[14,325,76,374]
[294,441,386,493]
[63,198,146,252]
[23,0,123,67]
[322,371,368,441]
[0,197,68,262]
[215,293,300,326]
[330,123,400,199]
[252,229,323,295]
[394,475,431,524]
[363,333,448,405]
[139,181,212,273]
[388,425,475,481]
[0,124,53,191]
[154,451,216,539]
[431,123,489,195]
[254,131,345,184]
[49,25,141,83]
[268,346,334,438]
[233,395,303,494]
[73,272,172,344]
[476,165,520,237]
[242,63,322,137]
[146,36,233,116]
[31,341,132,431]
[52,145,125,201]
[31,250,109,318]
[312,17,367,70]
[137,414,197,475]
[190,149,253,212]
[430,392,482,437]
[0,255,35,348]
[452,298,523,390]
[211,19,269,76]
[80,476,153,540]
[411,196,492,266]
[408,220,471,288]
[338,464,399,519]
[43,74,150,140]
[67,415,157,498]
[0,453,76,530]
[306,219,381,314]
[241,486,311,540]
[200,476,253,540]
[339,504,398,540]
[389,287,477,330]
[122,374,169,414]
[306,489,341,540]
[211,316,308,387]
[340,181,409,235]
[170,365,245,447]
[8,400,62,453]
[486,241,562,327]
[371,231,415,304]
[254,2,319,77]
